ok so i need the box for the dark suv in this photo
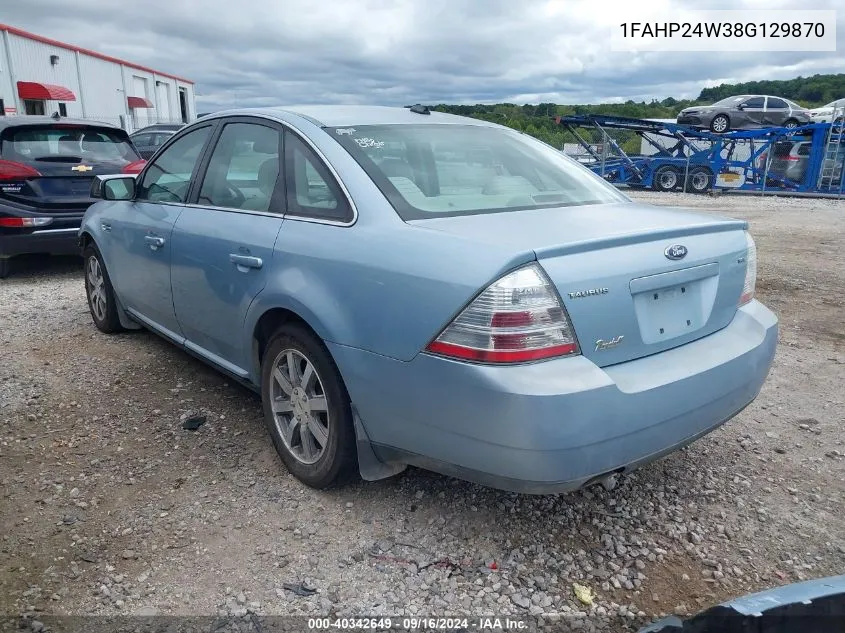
[758,140,844,186]
[0,117,145,277]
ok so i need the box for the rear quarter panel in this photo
[243,215,536,369]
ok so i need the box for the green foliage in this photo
[698,73,845,107]
[429,73,845,148]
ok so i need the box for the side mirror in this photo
[736,103,746,110]
[91,175,136,201]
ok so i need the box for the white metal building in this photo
[0,23,196,131]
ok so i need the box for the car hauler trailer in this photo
[555,113,845,196]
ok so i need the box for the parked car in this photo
[79,106,778,493]
[130,129,177,160]
[134,123,185,134]
[0,117,145,278]
[639,574,845,632]
[757,139,844,186]
[677,95,812,132]
[809,98,845,123]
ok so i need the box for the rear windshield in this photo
[328,124,627,220]
[1,125,139,164]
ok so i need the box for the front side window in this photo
[197,122,281,212]
[136,126,211,203]
[328,124,626,220]
[742,97,765,109]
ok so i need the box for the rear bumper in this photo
[0,203,84,258]
[330,301,778,493]
[0,226,81,258]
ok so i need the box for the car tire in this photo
[0,258,10,279]
[783,119,799,129]
[261,323,357,489]
[710,114,730,133]
[685,166,715,194]
[652,165,681,192]
[83,245,124,334]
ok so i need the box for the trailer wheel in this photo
[685,166,715,193]
[652,166,681,192]
[710,114,730,133]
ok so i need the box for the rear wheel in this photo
[710,114,730,133]
[652,165,681,192]
[783,118,799,129]
[261,323,356,489]
[685,166,715,194]
[83,245,124,333]
[0,258,9,279]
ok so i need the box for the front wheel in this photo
[83,245,124,333]
[710,114,730,133]
[261,323,356,489]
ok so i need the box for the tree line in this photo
[427,73,845,150]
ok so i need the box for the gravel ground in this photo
[1,191,843,631]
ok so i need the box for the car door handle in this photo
[101,222,112,232]
[229,254,263,270]
[144,235,166,250]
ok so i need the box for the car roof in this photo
[0,116,121,130]
[135,123,184,131]
[131,128,177,135]
[200,105,500,128]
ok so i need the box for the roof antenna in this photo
[406,104,431,115]
[51,111,61,119]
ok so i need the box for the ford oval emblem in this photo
[664,244,688,260]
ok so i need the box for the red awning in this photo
[127,96,154,109]
[17,81,76,101]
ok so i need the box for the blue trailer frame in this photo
[555,114,845,195]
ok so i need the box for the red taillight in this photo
[122,159,147,174]
[425,263,580,364]
[0,159,41,181]
[0,217,53,228]
[784,156,800,161]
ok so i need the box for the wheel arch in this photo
[249,306,332,386]
[79,231,142,331]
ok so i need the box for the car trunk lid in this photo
[409,202,750,367]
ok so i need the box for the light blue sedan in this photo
[78,105,778,493]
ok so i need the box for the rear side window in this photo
[1,125,139,163]
[767,98,788,109]
[136,126,212,204]
[284,133,351,222]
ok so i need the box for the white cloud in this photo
[3,0,843,109]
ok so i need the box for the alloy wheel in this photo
[87,255,107,322]
[270,348,331,465]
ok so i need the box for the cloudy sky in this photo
[3,0,843,110]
